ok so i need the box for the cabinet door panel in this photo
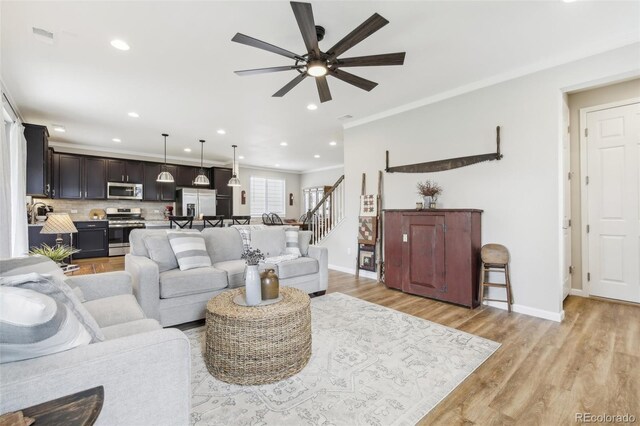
[383,212,403,289]
[402,214,446,297]
[24,124,49,197]
[84,157,106,199]
[143,163,161,201]
[176,166,197,187]
[213,168,232,197]
[107,159,126,182]
[74,228,109,258]
[216,197,233,219]
[57,154,83,199]
[126,161,144,183]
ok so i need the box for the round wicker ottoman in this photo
[204,287,312,385]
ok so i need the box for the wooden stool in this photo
[480,244,513,312]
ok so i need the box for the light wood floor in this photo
[74,257,640,425]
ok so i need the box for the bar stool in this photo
[480,244,513,312]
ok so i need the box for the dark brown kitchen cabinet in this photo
[212,168,232,197]
[83,157,107,199]
[53,153,83,199]
[108,159,144,183]
[143,163,176,201]
[384,209,482,308]
[24,123,51,197]
[73,221,109,259]
[216,197,233,219]
[176,166,197,187]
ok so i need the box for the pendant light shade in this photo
[228,144,241,187]
[156,133,175,183]
[194,139,210,186]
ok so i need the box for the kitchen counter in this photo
[28,220,108,227]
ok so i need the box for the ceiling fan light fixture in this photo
[307,60,327,77]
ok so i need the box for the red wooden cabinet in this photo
[383,209,482,308]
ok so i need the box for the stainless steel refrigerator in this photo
[175,188,217,217]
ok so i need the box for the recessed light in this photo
[184,148,192,152]
[562,0,576,2]
[307,103,318,111]
[239,155,245,160]
[275,164,280,167]
[128,112,139,118]
[112,138,121,143]
[329,141,337,146]
[111,39,130,51]
[280,142,288,146]
[314,154,320,158]
[217,129,226,135]
[52,125,66,133]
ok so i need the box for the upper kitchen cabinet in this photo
[212,168,233,197]
[24,123,51,197]
[84,157,107,199]
[108,159,144,183]
[175,165,210,188]
[143,163,176,201]
[53,153,83,199]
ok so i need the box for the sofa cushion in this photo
[0,286,91,363]
[83,294,145,328]
[101,319,162,340]
[0,272,104,343]
[159,267,228,298]
[202,228,244,263]
[299,231,312,256]
[276,257,319,279]
[144,235,178,272]
[285,228,301,257]
[250,228,286,257]
[167,231,212,271]
[129,229,171,258]
[212,260,247,289]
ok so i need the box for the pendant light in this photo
[156,133,175,182]
[193,139,210,186]
[227,144,241,187]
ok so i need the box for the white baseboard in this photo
[328,264,378,280]
[569,288,586,297]
[482,300,564,322]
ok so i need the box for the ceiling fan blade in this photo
[326,13,389,61]
[232,33,303,61]
[315,76,332,103]
[273,73,308,97]
[290,1,320,58]
[333,52,406,68]
[235,66,302,76]
[329,69,378,92]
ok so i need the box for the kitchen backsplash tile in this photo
[32,198,172,221]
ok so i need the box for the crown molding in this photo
[302,164,344,174]
[344,34,640,130]
[238,164,302,175]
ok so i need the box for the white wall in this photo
[321,44,639,321]
[232,166,301,219]
[300,166,344,190]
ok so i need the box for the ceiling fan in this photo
[231,1,406,103]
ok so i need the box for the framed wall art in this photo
[358,244,376,272]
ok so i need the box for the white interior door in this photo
[562,99,572,300]
[586,102,640,303]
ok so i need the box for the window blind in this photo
[250,176,285,216]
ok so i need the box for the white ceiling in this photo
[2,1,638,172]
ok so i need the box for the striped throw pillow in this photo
[284,228,301,257]
[166,231,212,271]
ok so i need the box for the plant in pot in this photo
[29,244,80,266]
[416,180,443,209]
[241,247,265,306]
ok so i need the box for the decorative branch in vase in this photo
[241,248,265,306]
[416,180,443,209]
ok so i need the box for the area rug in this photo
[187,292,500,426]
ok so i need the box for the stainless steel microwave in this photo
[107,182,143,200]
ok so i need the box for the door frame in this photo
[579,97,640,297]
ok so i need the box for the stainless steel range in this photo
[106,207,145,256]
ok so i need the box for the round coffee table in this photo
[204,287,312,385]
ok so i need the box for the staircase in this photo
[304,175,345,244]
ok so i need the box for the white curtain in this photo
[10,122,28,256]
[0,113,28,258]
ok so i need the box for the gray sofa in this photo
[126,227,328,327]
[0,256,190,426]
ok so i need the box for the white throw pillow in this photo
[166,230,212,271]
[0,286,91,363]
[284,228,301,257]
